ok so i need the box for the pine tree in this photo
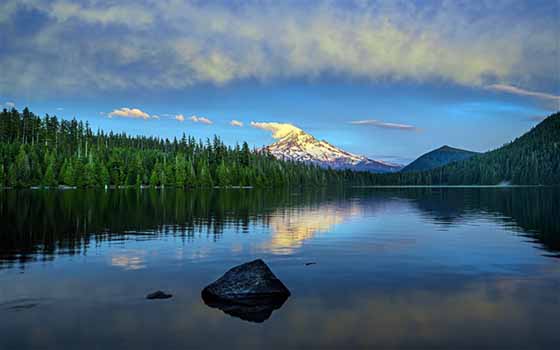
[98,164,110,186]
[216,160,229,186]
[43,162,57,187]
[0,165,5,187]
[175,154,187,187]
[61,159,75,186]
[15,145,31,187]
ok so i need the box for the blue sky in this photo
[1,0,558,164]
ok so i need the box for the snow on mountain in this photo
[258,124,402,173]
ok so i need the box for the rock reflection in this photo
[202,295,290,323]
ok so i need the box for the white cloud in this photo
[350,119,418,131]
[189,115,212,124]
[250,122,302,139]
[487,84,560,101]
[230,120,243,127]
[175,114,185,122]
[4,101,15,108]
[108,107,151,119]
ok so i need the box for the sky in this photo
[1,0,559,164]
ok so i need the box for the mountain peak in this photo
[402,145,479,173]
[262,126,402,173]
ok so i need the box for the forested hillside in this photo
[372,112,560,185]
[1,108,558,188]
[0,108,375,188]
[401,145,478,173]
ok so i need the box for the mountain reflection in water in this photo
[1,187,559,268]
[1,187,560,349]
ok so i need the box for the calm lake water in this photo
[1,187,559,349]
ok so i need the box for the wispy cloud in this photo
[250,122,302,139]
[175,114,185,122]
[487,84,560,101]
[527,115,547,122]
[189,115,213,124]
[230,120,243,127]
[4,101,15,108]
[108,107,151,120]
[350,119,418,131]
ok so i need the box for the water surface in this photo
[1,187,559,349]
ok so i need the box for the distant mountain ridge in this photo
[263,126,402,173]
[402,145,479,173]
[390,111,560,185]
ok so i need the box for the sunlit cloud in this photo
[175,114,185,122]
[108,107,152,120]
[189,115,213,124]
[4,101,15,108]
[350,119,419,131]
[487,84,560,101]
[250,122,302,139]
[230,120,243,127]
[0,1,557,95]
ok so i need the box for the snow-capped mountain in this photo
[261,125,402,173]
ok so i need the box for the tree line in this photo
[1,108,558,188]
[0,107,376,188]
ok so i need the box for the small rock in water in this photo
[304,262,316,266]
[146,290,173,300]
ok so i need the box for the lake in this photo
[1,187,559,349]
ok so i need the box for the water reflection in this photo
[1,187,559,269]
[1,187,560,348]
[264,204,362,254]
[202,295,290,323]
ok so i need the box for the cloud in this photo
[250,122,302,139]
[4,101,15,108]
[527,115,547,122]
[0,1,557,95]
[189,115,212,124]
[350,119,418,131]
[108,107,151,120]
[487,84,560,101]
[230,120,243,127]
[50,2,153,28]
[175,114,185,122]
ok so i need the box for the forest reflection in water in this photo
[1,186,559,268]
[1,187,560,349]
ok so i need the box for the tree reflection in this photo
[1,187,559,269]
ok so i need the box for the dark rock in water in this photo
[201,259,290,323]
[304,262,316,266]
[146,290,173,300]
[202,259,290,300]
